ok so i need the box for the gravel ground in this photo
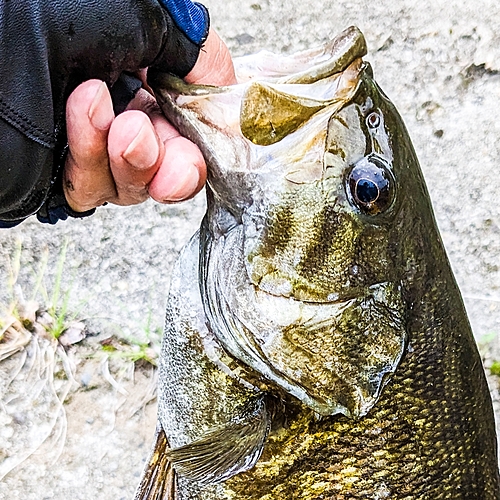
[1,0,500,498]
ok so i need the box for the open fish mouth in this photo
[201,223,407,418]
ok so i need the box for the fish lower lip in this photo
[212,274,406,418]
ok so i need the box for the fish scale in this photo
[223,287,497,498]
[135,26,500,499]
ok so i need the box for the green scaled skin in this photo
[135,27,500,499]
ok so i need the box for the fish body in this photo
[136,27,500,499]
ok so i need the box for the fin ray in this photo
[167,396,270,486]
[134,427,175,500]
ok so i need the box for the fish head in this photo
[150,28,426,418]
[242,67,403,304]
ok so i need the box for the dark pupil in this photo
[356,178,379,204]
[346,156,395,215]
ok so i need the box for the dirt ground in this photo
[1,0,500,498]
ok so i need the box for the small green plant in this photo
[36,240,75,339]
[0,239,81,478]
[99,335,158,366]
[490,361,500,377]
[92,292,161,367]
[4,238,23,319]
[2,238,85,343]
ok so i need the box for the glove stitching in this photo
[0,94,54,148]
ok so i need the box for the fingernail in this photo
[89,82,114,130]
[163,163,201,202]
[122,120,160,169]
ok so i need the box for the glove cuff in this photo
[160,0,210,46]
[153,2,210,78]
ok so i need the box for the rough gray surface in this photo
[1,0,500,498]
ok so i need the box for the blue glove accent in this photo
[36,191,96,225]
[37,204,70,224]
[159,0,209,45]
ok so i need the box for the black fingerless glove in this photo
[0,0,209,227]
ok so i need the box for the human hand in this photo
[63,29,236,212]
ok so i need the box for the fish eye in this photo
[346,156,395,215]
[366,112,380,129]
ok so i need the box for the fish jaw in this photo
[148,27,367,220]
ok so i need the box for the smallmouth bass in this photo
[135,26,500,499]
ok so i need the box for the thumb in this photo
[184,29,237,86]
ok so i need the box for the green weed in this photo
[490,361,500,377]
[99,335,157,366]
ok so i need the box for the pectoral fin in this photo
[134,427,175,500]
[166,396,270,486]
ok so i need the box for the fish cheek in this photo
[245,185,366,300]
[260,281,407,417]
[349,223,399,286]
[292,203,363,295]
[324,103,368,174]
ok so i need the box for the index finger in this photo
[64,80,117,211]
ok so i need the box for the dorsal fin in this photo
[134,427,175,500]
